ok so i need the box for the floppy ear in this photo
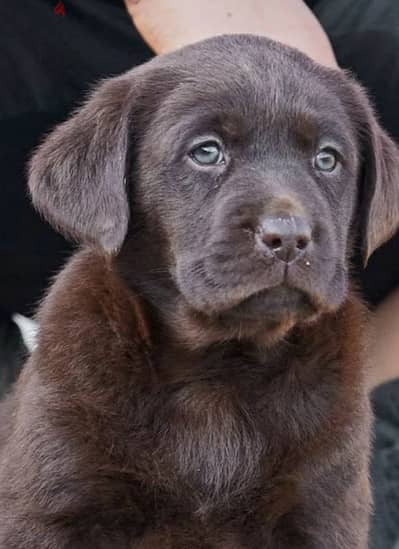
[28,73,137,253]
[348,79,399,265]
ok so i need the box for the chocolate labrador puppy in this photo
[1,34,399,549]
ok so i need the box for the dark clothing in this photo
[370,381,399,549]
[0,0,152,315]
[0,313,26,399]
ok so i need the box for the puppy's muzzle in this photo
[175,192,330,321]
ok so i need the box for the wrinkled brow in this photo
[292,110,357,152]
[172,110,250,143]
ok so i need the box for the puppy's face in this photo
[29,36,399,345]
[134,49,358,329]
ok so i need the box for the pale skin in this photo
[124,0,399,389]
[370,288,399,387]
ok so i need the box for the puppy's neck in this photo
[131,286,368,515]
[117,277,290,385]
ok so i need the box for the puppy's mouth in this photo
[173,262,329,346]
[174,251,338,341]
[216,285,318,323]
[173,283,321,348]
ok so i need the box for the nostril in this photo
[296,236,310,250]
[264,234,283,250]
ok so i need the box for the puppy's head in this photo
[29,35,399,346]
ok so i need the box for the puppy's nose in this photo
[257,216,311,263]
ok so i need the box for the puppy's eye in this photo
[314,148,338,172]
[189,141,225,166]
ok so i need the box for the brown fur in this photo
[1,35,399,548]
[0,252,372,548]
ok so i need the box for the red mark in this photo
[54,1,65,16]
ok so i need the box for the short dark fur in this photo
[1,35,399,548]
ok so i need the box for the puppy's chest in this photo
[143,353,336,514]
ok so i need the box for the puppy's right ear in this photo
[28,66,161,254]
[343,77,399,264]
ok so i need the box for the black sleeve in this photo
[0,0,153,315]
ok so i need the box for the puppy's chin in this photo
[218,286,317,322]
[170,286,322,349]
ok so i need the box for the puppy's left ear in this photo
[29,71,143,253]
[347,79,399,265]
